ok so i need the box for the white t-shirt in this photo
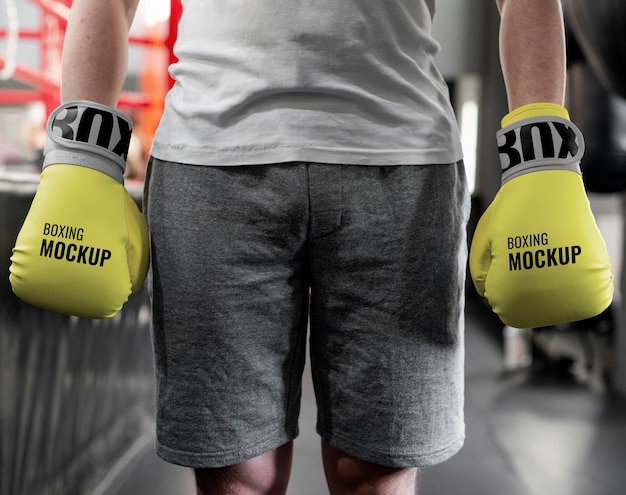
[151,0,463,166]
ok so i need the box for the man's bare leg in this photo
[195,442,293,495]
[322,440,419,495]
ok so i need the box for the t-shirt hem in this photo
[150,142,464,167]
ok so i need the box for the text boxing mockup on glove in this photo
[469,103,613,329]
[9,100,150,319]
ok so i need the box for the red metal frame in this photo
[0,0,181,119]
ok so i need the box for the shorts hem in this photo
[317,426,465,468]
[155,425,298,469]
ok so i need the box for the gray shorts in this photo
[143,159,470,468]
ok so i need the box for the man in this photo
[58,0,569,493]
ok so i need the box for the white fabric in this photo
[151,0,463,166]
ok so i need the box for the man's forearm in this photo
[61,0,139,106]
[497,0,566,111]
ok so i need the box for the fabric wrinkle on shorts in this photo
[143,159,470,469]
[308,165,343,238]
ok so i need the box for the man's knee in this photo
[321,440,419,495]
[195,442,293,495]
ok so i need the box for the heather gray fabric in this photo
[143,159,469,468]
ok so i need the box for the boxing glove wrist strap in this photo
[43,100,133,184]
[497,103,585,185]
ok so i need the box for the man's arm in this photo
[61,0,140,106]
[496,0,566,110]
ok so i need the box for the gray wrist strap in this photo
[43,100,133,184]
[497,115,585,185]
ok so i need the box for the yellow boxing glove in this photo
[469,103,613,328]
[9,101,149,319]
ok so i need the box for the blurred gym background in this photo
[1,1,626,494]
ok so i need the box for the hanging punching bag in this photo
[564,0,626,99]
[567,61,626,193]
[564,0,626,193]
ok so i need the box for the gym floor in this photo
[111,298,626,495]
